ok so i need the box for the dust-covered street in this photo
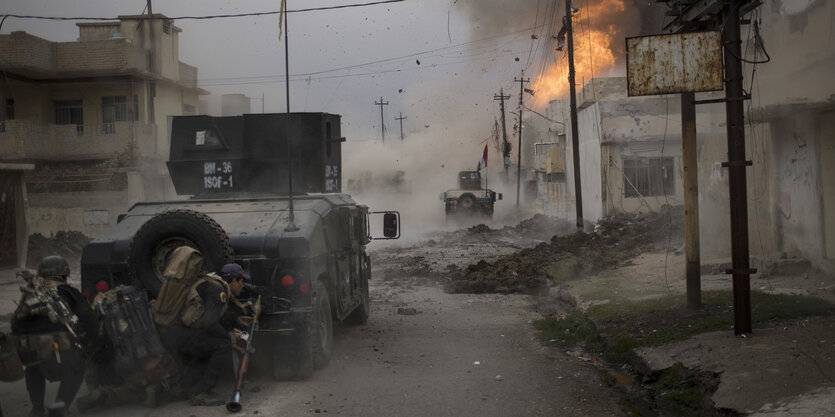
[1,221,626,416]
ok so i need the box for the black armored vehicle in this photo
[81,113,398,379]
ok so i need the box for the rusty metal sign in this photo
[626,31,723,96]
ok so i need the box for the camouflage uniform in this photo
[11,256,97,417]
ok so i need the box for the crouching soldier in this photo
[156,246,234,407]
[11,256,97,417]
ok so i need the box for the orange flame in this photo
[530,0,625,108]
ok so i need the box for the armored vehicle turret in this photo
[81,113,398,379]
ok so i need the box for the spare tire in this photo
[127,209,233,297]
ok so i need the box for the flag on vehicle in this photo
[477,144,488,171]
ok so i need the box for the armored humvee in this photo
[80,113,399,380]
[441,170,502,218]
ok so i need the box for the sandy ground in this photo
[569,251,835,415]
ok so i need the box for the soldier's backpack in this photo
[93,285,166,373]
[151,246,206,327]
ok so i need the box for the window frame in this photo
[622,157,674,198]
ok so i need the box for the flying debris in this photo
[524,88,535,96]
[515,57,520,62]
[416,59,421,65]
[398,89,404,93]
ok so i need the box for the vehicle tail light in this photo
[82,290,91,299]
[95,281,109,292]
[281,275,295,287]
[298,283,309,294]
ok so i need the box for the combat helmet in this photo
[37,255,71,280]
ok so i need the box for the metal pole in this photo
[375,97,389,142]
[723,5,752,334]
[495,89,511,174]
[395,112,406,141]
[566,1,583,231]
[514,76,530,208]
[681,91,701,309]
[284,3,290,113]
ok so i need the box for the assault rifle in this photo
[17,271,82,347]
[227,295,262,413]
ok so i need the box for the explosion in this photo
[531,0,626,107]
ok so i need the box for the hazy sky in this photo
[1,0,661,142]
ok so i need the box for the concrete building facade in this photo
[549,1,835,273]
[0,14,206,237]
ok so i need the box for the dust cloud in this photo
[343,126,520,244]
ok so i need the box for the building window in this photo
[162,22,171,34]
[132,95,139,121]
[54,100,83,135]
[182,104,195,115]
[102,96,128,134]
[5,98,14,120]
[622,157,674,197]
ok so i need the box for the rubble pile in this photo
[26,231,92,269]
[447,207,684,294]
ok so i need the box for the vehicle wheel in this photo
[459,194,476,212]
[344,255,371,325]
[126,209,233,297]
[311,280,333,370]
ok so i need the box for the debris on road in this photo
[447,207,684,294]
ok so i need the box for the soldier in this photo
[219,263,256,332]
[157,247,233,407]
[11,256,97,417]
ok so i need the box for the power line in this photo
[0,0,405,22]
[193,24,548,85]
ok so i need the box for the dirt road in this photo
[1,221,625,416]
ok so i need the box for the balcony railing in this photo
[0,119,156,161]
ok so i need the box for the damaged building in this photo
[0,14,206,241]
[546,1,834,274]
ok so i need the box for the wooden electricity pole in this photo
[514,76,530,208]
[395,112,407,141]
[681,91,701,309]
[494,89,511,173]
[375,97,389,142]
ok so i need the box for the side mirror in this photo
[383,213,399,238]
[498,193,503,201]
[371,211,401,240]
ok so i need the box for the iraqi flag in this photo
[477,144,488,171]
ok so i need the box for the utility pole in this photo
[395,112,407,141]
[565,1,583,231]
[146,0,156,122]
[722,4,752,334]
[514,75,530,208]
[375,97,389,142]
[494,89,511,173]
[682,91,701,309]
[283,1,290,113]
[661,0,757,329]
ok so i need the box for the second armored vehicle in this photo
[441,170,502,218]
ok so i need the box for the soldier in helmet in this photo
[11,255,97,417]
